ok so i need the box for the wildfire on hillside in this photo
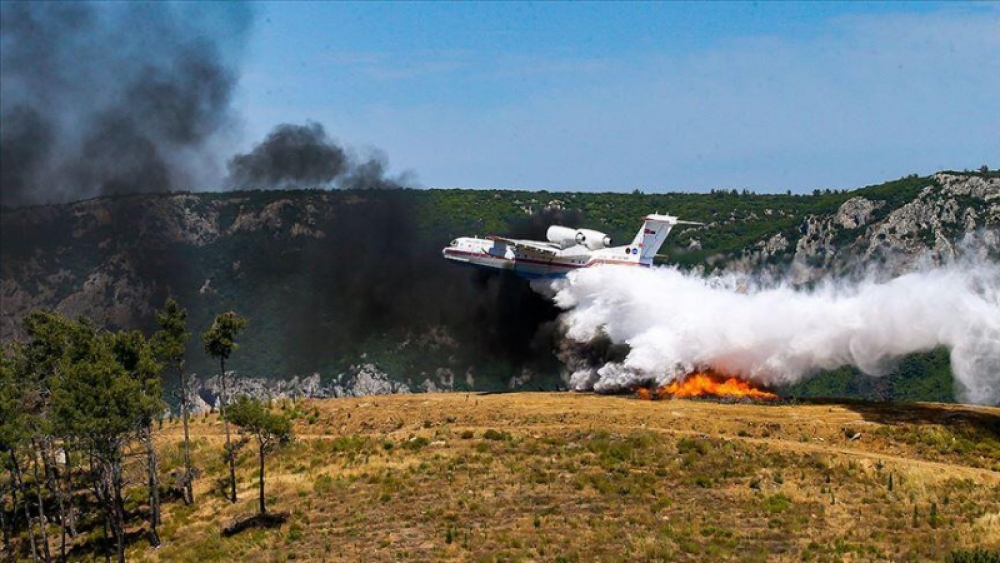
[635,370,778,401]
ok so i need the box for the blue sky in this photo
[233,2,999,193]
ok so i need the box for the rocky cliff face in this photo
[1,189,564,397]
[727,173,999,281]
[2,173,997,398]
[2,192,325,339]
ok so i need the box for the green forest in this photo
[0,305,294,561]
[3,171,997,405]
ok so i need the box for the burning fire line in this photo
[635,371,778,401]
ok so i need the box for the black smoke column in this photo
[0,2,251,206]
[226,122,407,191]
[227,123,348,191]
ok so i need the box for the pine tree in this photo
[111,330,164,547]
[203,311,249,503]
[52,325,160,563]
[18,311,94,562]
[155,298,193,504]
[224,396,292,516]
[0,346,33,561]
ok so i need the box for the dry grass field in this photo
[132,393,999,562]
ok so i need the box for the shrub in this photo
[948,549,1000,563]
[404,436,430,451]
[694,475,713,488]
[483,429,511,441]
[677,437,710,456]
[764,493,792,514]
[313,474,335,494]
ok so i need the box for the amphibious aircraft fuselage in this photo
[442,214,701,279]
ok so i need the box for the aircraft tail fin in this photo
[631,214,703,265]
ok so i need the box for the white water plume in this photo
[549,256,1000,405]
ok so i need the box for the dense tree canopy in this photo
[0,305,302,559]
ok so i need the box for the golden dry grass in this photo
[128,393,999,562]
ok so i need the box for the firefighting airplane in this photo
[442,213,704,279]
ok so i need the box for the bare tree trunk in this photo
[29,443,51,563]
[180,370,194,505]
[100,481,111,563]
[218,360,236,503]
[0,491,10,563]
[257,443,265,516]
[11,451,39,562]
[39,438,68,562]
[102,516,110,563]
[100,479,111,563]
[89,454,111,563]
[142,428,161,547]
[61,445,77,538]
[110,461,126,563]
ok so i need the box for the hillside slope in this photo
[2,172,997,401]
[131,394,999,561]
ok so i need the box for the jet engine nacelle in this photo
[546,225,613,250]
[546,226,579,248]
[574,228,613,250]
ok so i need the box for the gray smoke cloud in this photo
[551,241,1000,405]
[227,122,410,191]
[227,122,347,190]
[0,2,252,207]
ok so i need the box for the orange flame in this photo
[635,371,777,401]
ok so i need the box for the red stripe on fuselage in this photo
[443,248,647,269]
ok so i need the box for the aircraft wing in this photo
[487,236,560,257]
